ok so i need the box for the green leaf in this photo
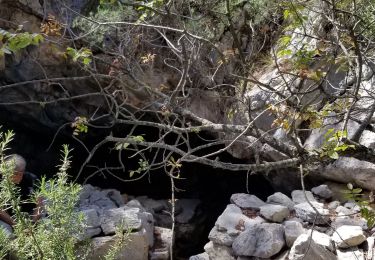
[277,49,292,57]
[328,151,339,159]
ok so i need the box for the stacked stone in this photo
[190,184,374,260]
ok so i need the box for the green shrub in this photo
[0,130,89,259]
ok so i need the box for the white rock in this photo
[289,234,338,260]
[292,190,317,204]
[267,192,295,210]
[189,252,209,260]
[232,223,285,258]
[332,216,368,230]
[204,241,235,260]
[284,221,306,248]
[332,225,366,248]
[89,232,149,260]
[366,237,375,260]
[260,204,290,223]
[335,206,355,216]
[306,230,334,251]
[230,193,266,210]
[208,226,236,247]
[336,247,365,260]
[328,201,341,210]
[100,206,142,235]
[294,202,330,224]
[319,157,375,191]
[311,185,333,199]
[215,204,264,235]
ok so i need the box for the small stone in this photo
[289,234,337,260]
[332,216,368,230]
[328,201,341,210]
[204,241,235,260]
[89,231,149,260]
[230,193,266,210]
[294,202,329,224]
[332,225,366,248]
[335,206,354,215]
[311,185,333,199]
[215,204,264,235]
[103,189,125,206]
[100,206,142,235]
[82,208,100,228]
[208,226,236,247]
[306,230,334,251]
[366,237,375,260]
[232,223,285,258]
[336,247,364,260]
[291,190,317,204]
[189,252,209,260]
[284,221,305,248]
[260,204,290,223]
[267,192,295,210]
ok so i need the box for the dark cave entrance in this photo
[0,118,275,258]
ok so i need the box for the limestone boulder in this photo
[318,157,375,190]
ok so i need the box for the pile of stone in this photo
[76,184,171,259]
[190,184,375,260]
[77,184,202,259]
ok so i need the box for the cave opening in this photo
[1,119,275,258]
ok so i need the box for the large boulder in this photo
[317,157,375,190]
[232,223,285,258]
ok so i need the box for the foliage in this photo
[104,222,132,260]
[0,131,88,259]
[0,29,43,57]
[65,47,92,67]
[129,159,149,178]
[343,183,375,228]
[73,4,135,47]
[318,129,355,159]
[71,116,89,136]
